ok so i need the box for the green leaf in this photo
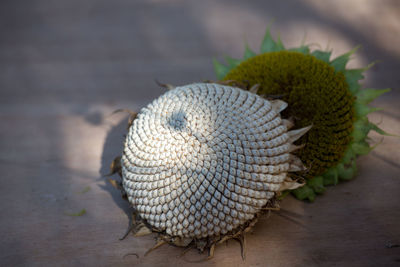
[337,161,357,181]
[354,118,397,139]
[356,88,391,104]
[323,168,339,186]
[213,58,230,80]
[368,122,396,136]
[292,185,316,202]
[311,50,331,63]
[260,28,284,53]
[341,147,355,164]
[307,176,326,194]
[353,118,370,142]
[276,36,285,51]
[352,141,372,155]
[330,46,360,72]
[65,209,86,217]
[244,44,256,59]
[352,128,368,143]
[288,46,310,55]
[354,102,382,118]
[344,69,364,94]
[225,56,242,68]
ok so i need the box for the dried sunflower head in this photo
[213,29,390,201]
[119,83,310,256]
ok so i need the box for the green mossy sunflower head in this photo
[213,28,391,201]
[224,51,355,179]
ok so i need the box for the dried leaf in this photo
[77,186,91,194]
[65,209,86,217]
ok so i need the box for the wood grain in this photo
[0,1,399,266]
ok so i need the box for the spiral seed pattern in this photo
[122,83,297,239]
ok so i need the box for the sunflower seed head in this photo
[121,83,309,240]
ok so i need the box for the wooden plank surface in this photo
[0,1,399,266]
